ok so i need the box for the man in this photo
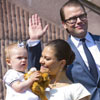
[60,0,100,100]
[27,1,100,100]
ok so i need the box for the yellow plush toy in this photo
[24,68,50,100]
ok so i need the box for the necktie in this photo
[81,38,98,81]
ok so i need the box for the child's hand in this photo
[28,71,41,82]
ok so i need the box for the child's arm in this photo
[11,71,40,93]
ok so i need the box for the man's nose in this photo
[76,17,82,23]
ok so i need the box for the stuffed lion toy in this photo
[24,68,50,100]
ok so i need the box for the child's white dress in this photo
[3,69,39,100]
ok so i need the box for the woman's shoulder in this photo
[65,83,91,97]
[62,83,90,100]
[49,83,90,100]
[56,83,88,93]
[71,83,91,99]
[57,83,83,88]
[68,83,84,87]
[65,83,87,90]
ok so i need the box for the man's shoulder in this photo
[89,33,100,41]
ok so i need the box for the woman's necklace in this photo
[51,82,56,88]
[49,82,56,88]
[49,82,69,89]
[49,70,69,89]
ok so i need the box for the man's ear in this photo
[62,21,67,29]
[6,59,11,66]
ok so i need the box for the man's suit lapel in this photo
[67,38,95,81]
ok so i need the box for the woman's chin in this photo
[40,67,49,73]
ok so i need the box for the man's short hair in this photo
[60,0,86,22]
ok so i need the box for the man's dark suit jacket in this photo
[27,42,41,70]
[67,33,100,100]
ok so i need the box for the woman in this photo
[27,14,91,100]
[39,39,90,100]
